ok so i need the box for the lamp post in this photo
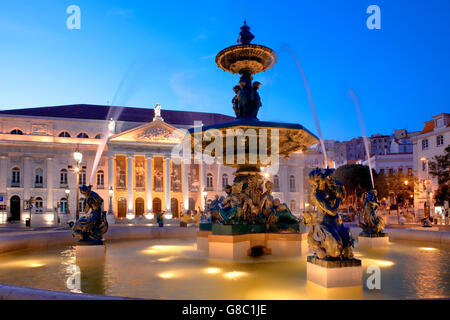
[108,186,113,215]
[420,157,431,220]
[202,189,208,212]
[73,147,83,220]
[64,189,70,223]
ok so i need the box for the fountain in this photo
[189,21,319,260]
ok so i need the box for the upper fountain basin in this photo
[216,44,278,75]
[187,118,319,167]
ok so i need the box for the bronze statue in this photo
[358,189,385,236]
[72,185,108,245]
[305,168,354,260]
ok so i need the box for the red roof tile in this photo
[421,120,435,134]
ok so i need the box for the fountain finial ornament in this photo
[72,185,108,245]
[237,20,255,44]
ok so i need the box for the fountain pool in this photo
[0,237,449,300]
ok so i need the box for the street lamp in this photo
[108,186,114,215]
[73,146,83,220]
[202,189,208,212]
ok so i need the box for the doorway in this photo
[135,197,144,216]
[118,198,127,218]
[10,196,21,221]
[153,198,162,214]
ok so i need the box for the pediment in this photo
[109,120,183,144]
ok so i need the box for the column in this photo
[200,160,206,210]
[146,155,153,216]
[126,155,134,217]
[182,160,189,212]
[281,163,288,204]
[108,156,114,215]
[299,166,305,211]
[216,163,222,192]
[164,157,171,215]
[0,156,7,192]
[23,156,32,208]
[46,157,54,213]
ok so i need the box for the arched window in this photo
[222,174,229,188]
[59,198,68,214]
[11,167,20,187]
[35,168,43,187]
[289,175,296,192]
[97,170,104,187]
[35,197,43,213]
[60,169,68,187]
[10,129,23,135]
[77,132,89,139]
[206,173,213,189]
[290,200,296,213]
[273,175,280,192]
[94,134,102,139]
[58,131,71,137]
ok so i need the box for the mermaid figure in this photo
[218,182,244,224]
[306,168,354,260]
[358,189,385,235]
[72,185,108,245]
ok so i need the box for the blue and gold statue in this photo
[304,168,354,260]
[72,185,108,245]
[358,189,385,236]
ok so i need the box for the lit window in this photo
[35,197,43,213]
[422,139,428,150]
[11,167,20,186]
[97,170,104,187]
[273,175,280,192]
[35,168,43,187]
[59,198,68,214]
[58,131,71,137]
[222,174,229,188]
[437,135,444,146]
[77,132,89,139]
[289,175,296,192]
[79,170,86,185]
[290,200,296,213]
[408,168,412,176]
[206,173,213,189]
[60,169,68,186]
[10,129,23,135]
[79,198,86,212]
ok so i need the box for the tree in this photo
[334,164,376,213]
[429,144,450,203]
[383,172,418,222]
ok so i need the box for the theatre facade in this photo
[0,104,323,226]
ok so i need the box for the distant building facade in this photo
[411,113,450,214]
[0,104,322,225]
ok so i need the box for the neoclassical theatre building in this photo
[0,104,323,226]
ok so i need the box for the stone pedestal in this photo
[306,256,362,288]
[358,234,389,249]
[266,233,309,257]
[196,231,211,251]
[208,234,250,260]
[76,245,106,259]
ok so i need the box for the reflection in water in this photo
[0,239,448,299]
[76,257,106,295]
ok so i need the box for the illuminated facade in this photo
[0,104,322,225]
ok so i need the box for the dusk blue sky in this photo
[0,0,449,141]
